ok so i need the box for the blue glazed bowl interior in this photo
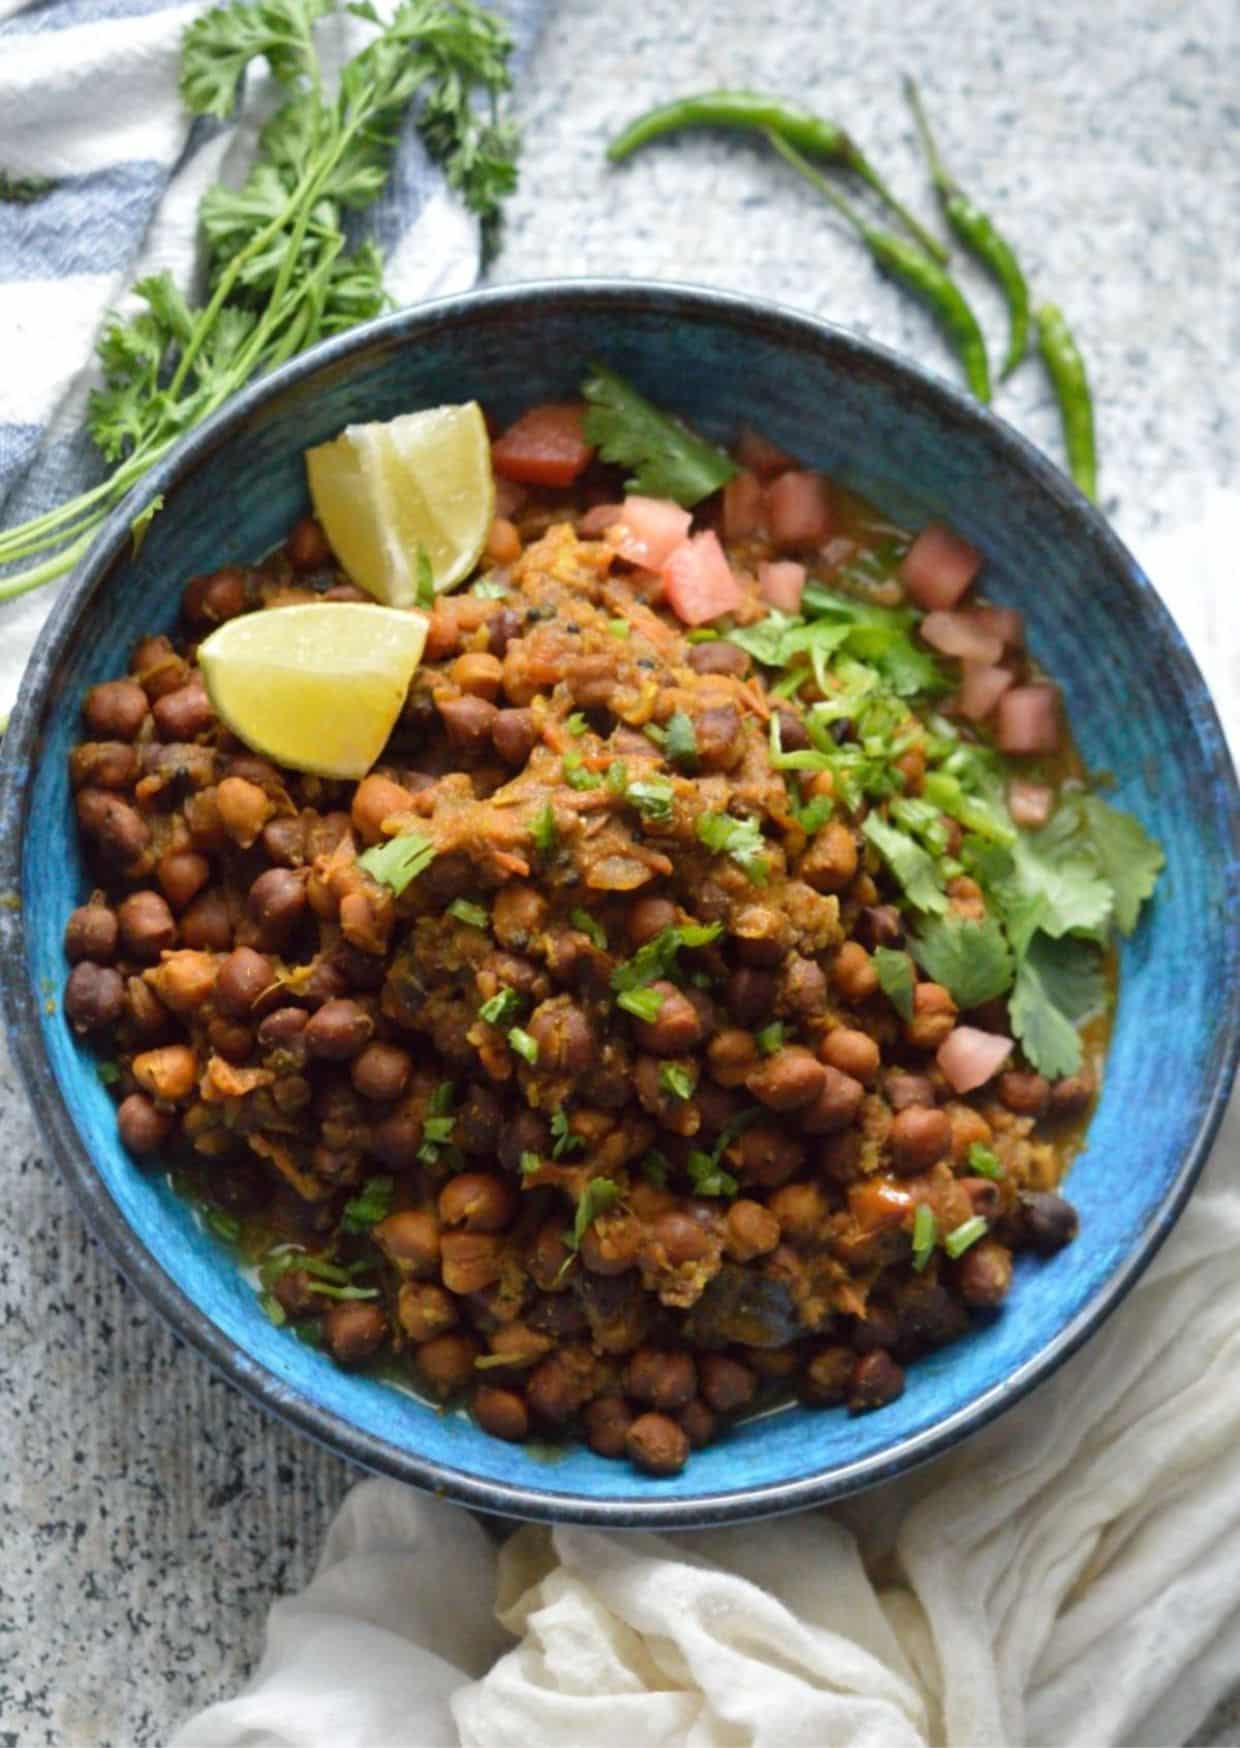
[3,282,1237,1526]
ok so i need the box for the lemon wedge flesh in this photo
[198,602,428,780]
[305,401,494,605]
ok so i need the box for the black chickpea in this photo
[216,947,277,1019]
[116,1093,174,1155]
[247,868,306,948]
[889,1106,953,1174]
[65,962,125,1033]
[117,890,176,962]
[626,1412,689,1476]
[350,1041,413,1103]
[83,678,148,741]
[584,1395,634,1458]
[304,997,374,1060]
[64,902,118,964]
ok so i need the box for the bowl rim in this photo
[3,275,1238,1528]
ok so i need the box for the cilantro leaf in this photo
[664,711,699,769]
[567,1177,621,1250]
[1022,931,1107,1023]
[874,947,916,1021]
[726,609,802,668]
[1010,827,1113,939]
[581,363,735,506]
[627,777,676,825]
[1009,937,1089,1079]
[696,811,770,884]
[908,914,1014,1009]
[659,1061,696,1101]
[340,1174,395,1233]
[611,923,721,997]
[550,1108,584,1159]
[1078,794,1164,935]
[478,987,521,1026]
[912,1203,937,1271]
[448,898,490,929]
[357,831,436,895]
[508,1026,539,1065]
[617,986,665,1022]
[530,802,558,856]
[569,907,607,950]
[415,547,435,609]
[861,814,948,915]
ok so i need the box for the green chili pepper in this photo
[903,77,1031,378]
[1036,303,1097,501]
[608,89,948,264]
[767,131,991,404]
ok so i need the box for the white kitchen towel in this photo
[0,0,541,722]
[171,505,1240,1747]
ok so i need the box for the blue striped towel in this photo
[0,0,541,718]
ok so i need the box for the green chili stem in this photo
[608,88,948,263]
[767,131,992,403]
[904,76,1031,377]
[1036,303,1097,500]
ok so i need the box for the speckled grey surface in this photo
[1,0,1237,1742]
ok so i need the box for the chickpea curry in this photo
[62,371,1162,1478]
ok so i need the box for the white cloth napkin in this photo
[170,507,1240,1748]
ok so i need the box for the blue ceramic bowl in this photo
[2,281,1238,1527]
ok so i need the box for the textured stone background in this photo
[1,0,1236,1741]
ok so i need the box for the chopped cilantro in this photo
[911,1202,937,1271]
[756,1021,786,1055]
[550,1107,584,1159]
[478,987,521,1027]
[415,548,435,609]
[685,628,719,643]
[795,793,835,835]
[861,814,948,914]
[644,722,668,747]
[530,802,558,856]
[340,1175,395,1234]
[640,1150,670,1187]
[944,1215,988,1259]
[581,363,736,506]
[659,1061,696,1101]
[448,898,490,929]
[566,1176,621,1250]
[259,1290,287,1326]
[356,830,435,895]
[472,577,509,600]
[874,947,916,1022]
[606,758,629,795]
[967,1143,1004,1180]
[664,711,698,769]
[611,922,722,995]
[618,986,666,1022]
[695,810,770,884]
[686,1149,739,1198]
[508,1026,539,1066]
[908,913,1014,1009]
[205,1208,241,1243]
[570,907,607,949]
[417,1084,456,1166]
[923,770,1015,847]
[563,750,604,791]
[607,618,630,639]
[519,1150,542,1177]
[96,1060,121,1086]
[566,712,588,736]
[628,777,676,825]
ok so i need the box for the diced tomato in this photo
[937,1027,1014,1094]
[955,663,1015,721]
[900,522,983,610]
[736,425,798,479]
[491,403,594,487]
[996,684,1060,755]
[1008,779,1055,829]
[765,471,832,547]
[493,476,527,520]
[919,610,1005,666]
[661,531,745,626]
[967,604,1024,649]
[757,560,807,613]
[722,470,766,540]
[609,496,693,570]
[577,502,624,536]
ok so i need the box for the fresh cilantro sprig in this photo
[696,811,770,885]
[566,1178,621,1251]
[908,913,1014,1009]
[874,947,916,1021]
[340,1175,395,1233]
[357,830,436,894]
[0,0,518,606]
[611,922,722,1000]
[581,363,736,506]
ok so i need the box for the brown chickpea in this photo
[831,941,879,1003]
[731,1123,804,1190]
[396,1282,459,1343]
[473,1385,529,1443]
[623,1349,696,1412]
[131,635,189,700]
[304,997,374,1061]
[895,743,926,795]
[885,1070,938,1112]
[350,775,414,846]
[456,1083,504,1157]
[781,955,828,1019]
[633,982,706,1055]
[698,1353,756,1415]
[440,1231,504,1296]
[848,1350,906,1414]
[956,1239,1014,1307]
[490,708,538,766]
[694,703,743,771]
[437,1172,516,1233]
[584,1394,634,1458]
[820,1028,880,1084]
[256,1005,308,1052]
[802,1345,854,1405]
[726,967,777,1025]
[374,1209,440,1277]
[889,1105,953,1174]
[528,1218,575,1291]
[132,1044,197,1103]
[1049,1071,1095,1117]
[75,790,151,868]
[83,678,148,741]
[116,890,176,963]
[156,851,210,913]
[69,741,139,791]
[526,1347,597,1424]
[905,982,957,1050]
[452,650,504,700]
[677,1398,717,1449]
[215,776,274,848]
[998,1070,1051,1117]
[323,1301,387,1368]
[183,566,246,626]
[649,1209,712,1266]
[707,1027,758,1088]
[124,976,170,1041]
[625,1412,689,1476]
[345,1041,409,1103]
[688,640,749,677]
[414,1332,480,1398]
[856,904,904,950]
[64,902,118,964]
[801,1065,865,1136]
[800,821,859,892]
[525,998,595,1073]
[960,1176,1004,1221]
[625,895,678,948]
[769,1181,831,1244]
[746,1045,825,1113]
[491,882,548,949]
[285,517,333,571]
[116,1092,174,1156]
[179,890,234,952]
[152,679,213,742]
[744,1346,801,1381]
[581,1213,643,1275]
[259,816,305,868]
[486,1323,555,1369]
[485,517,522,566]
[216,947,276,1019]
[246,868,307,950]
[209,1016,256,1065]
[437,692,498,751]
[724,1198,781,1262]
[339,888,392,956]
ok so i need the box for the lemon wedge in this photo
[198,602,428,780]
[305,401,494,605]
